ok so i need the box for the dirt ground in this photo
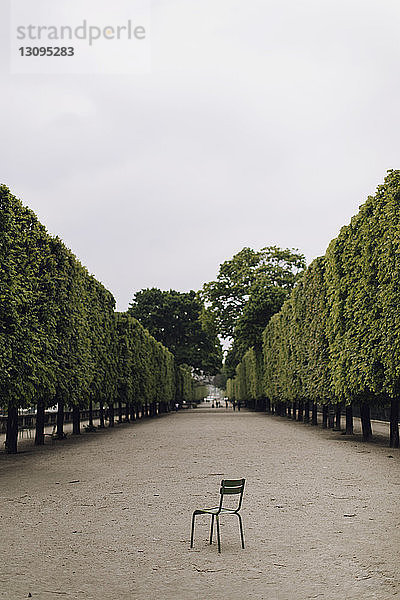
[1,405,399,600]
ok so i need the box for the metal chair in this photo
[190,478,245,553]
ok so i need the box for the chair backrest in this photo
[219,478,245,511]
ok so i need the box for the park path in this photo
[0,405,399,600]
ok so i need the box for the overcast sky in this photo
[2,0,400,310]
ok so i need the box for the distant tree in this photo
[200,246,305,339]
[213,372,227,390]
[233,284,288,356]
[127,288,222,375]
[224,341,243,380]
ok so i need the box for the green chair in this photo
[190,478,246,553]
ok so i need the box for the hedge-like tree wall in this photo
[227,171,400,447]
[0,186,200,453]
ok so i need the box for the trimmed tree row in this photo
[227,171,400,448]
[0,186,202,453]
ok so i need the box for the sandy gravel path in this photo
[1,406,399,600]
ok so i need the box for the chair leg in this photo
[190,513,196,548]
[216,516,221,553]
[237,513,245,549]
[209,514,215,544]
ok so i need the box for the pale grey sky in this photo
[2,0,400,310]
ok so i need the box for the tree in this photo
[0,185,202,452]
[234,284,287,356]
[127,288,222,375]
[224,340,243,380]
[230,170,400,447]
[200,246,305,340]
[0,189,50,452]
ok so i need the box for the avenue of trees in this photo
[4,170,400,452]
[226,170,400,447]
[0,186,205,454]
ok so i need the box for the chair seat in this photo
[194,507,237,515]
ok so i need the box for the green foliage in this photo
[0,186,198,421]
[234,284,287,356]
[201,246,305,340]
[229,171,400,416]
[325,170,400,401]
[0,187,57,408]
[114,312,177,408]
[175,364,193,402]
[128,288,222,375]
[297,257,331,402]
[193,383,208,402]
[224,339,244,380]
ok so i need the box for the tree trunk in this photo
[99,401,105,428]
[322,405,328,428]
[6,402,18,454]
[297,400,304,422]
[89,400,94,428]
[390,397,399,448]
[35,398,46,445]
[292,401,297,420]
[311,402,318,426]
[118,401,123,423]
[360,402,372,441]
[125,402,130,422]
[304,400,310,423]
[345,404,353,435]
[334,404,341,431]
[130,403,136,421]
[328,405,335,428]
[72,405,81,435]
[56,397,65,439]
[108,403,115,427]
[287,403,291,418]
[85,400,96,432]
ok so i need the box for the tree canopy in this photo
[127,288,222,375]
[226,171,400,447]
[0,185,203,453]
[200,246,305,340]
